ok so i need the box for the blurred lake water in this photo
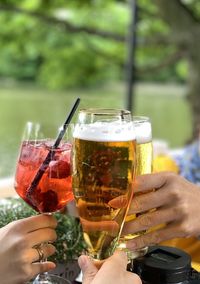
[0,81,191,178]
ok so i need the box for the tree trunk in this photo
[155,0,200,141]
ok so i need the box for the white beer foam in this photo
[73,121,136,142]
[134,121,152,144]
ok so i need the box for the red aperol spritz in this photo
[15,140,74,213]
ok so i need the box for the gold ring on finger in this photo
[35,245,45,262]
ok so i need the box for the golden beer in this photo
[135,141,153,176]
[72,110,136,260]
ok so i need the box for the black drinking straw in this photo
[26,97,80,199]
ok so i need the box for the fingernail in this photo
[78,255,89,270]
[126,242,136,249]
[115,250,127,259]
[51,263,56,269]
[108,195,128,208]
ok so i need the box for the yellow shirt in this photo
[161,237,200,272]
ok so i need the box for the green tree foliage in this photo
[0,0,127,88]
[0,0,200,91]
[0,0,189,89]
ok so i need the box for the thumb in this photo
[78,255,98,284]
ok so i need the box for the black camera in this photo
[130,245,200,284]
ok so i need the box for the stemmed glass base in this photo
[33,273,71,284]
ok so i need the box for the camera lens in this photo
[132,246,191,284]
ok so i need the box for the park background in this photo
[0,0,199,179]
[1,1,200,279]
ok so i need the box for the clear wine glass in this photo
[14,122,73,284]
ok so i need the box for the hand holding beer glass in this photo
[72,109,136,260]
[119,116,153,259]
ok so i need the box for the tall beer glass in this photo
[72,109,136,260]
[120,116,153,259]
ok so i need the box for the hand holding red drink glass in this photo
[14,122,74,284]
[14,98,80,284]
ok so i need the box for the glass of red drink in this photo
[14,122,73,284]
